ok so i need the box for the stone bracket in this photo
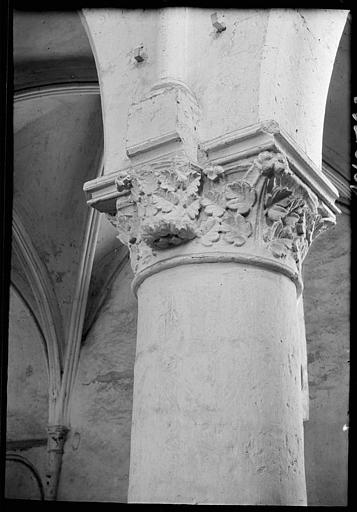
[126,84,200,161]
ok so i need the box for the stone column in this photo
[109,144,335,506]
[85,123,338,506]
[81,7,347,505]
[45,425,68,500]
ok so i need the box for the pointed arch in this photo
[12,208,63,422]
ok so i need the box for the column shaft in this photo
[129,263,306,505]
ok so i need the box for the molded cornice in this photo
[322,160,351,204]
[199,121,340,215]
[84,121,341,216]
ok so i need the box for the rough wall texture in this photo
[58,260,137,502]
[5,446,47,500]
[6,286,49,499]
[7,287,49,440]
[303,207,350,506]
[82,8,159,173]
[186,9,267,142]
[84,8,347,175]
[14,94,103,341]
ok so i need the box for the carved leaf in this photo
[280,226,294,239]
[302,210,316,242]
[266,204,289,222]
[265,183,305,226]
[137,173,159,195]
[115,209,138,245]
[142,218,196,249]
[292,237,308,265]
[199,219,221,246]
[225,181,256,214]
[152,192,176,213]
[256,151,287,176]
[185,199,201,220]
[201,197,225,217]
[175,165,191,183]
[202,165,225,181]
[158,170,178,193]
[143,202,160,217]
[313,215,335,239]
[265,186,292,208]
[272,221,285,239]
[270,239,293,258]
[115,172,132,193]
[284,212,300,227]
[206,204,225,217]
[263,226,273,243]
[221,212,252,246]
[264,218,297,259]
[185,175,201,196]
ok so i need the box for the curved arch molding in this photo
[14,82,99,103]
[6,452,45,500]
[12,208,63,422]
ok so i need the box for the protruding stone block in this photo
[126,84,200,161]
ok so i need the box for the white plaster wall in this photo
[186,9,267,141]
[58,260,137,502]
[189,8,347,166]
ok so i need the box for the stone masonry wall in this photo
[303,206,350,506]
[58,260,137,502]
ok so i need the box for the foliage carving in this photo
[112,150,335,273]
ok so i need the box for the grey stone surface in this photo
[58,261,137,502]
[303,207,350,506]
[7,287,49,441]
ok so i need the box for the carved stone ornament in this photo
[107,151,335,275]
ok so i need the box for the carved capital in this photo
[47,425,69,454]
[107,153,201,268]
[107,150,335,286]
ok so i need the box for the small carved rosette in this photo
[109,151,335,275]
